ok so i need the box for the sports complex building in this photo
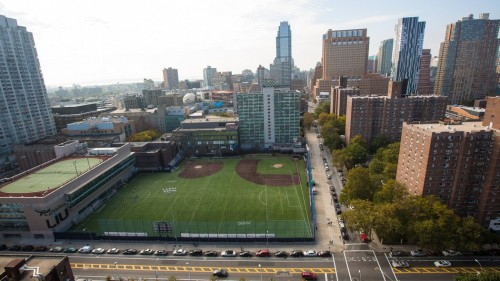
[0,141,135,240]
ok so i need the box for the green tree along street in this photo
[128,129,161,142]
[336,139,492,251]
[303,112,314,130]
[313,102,330,119]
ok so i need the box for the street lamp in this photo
[73,161,78,176]
[258,264,262,281]
[266,230,269,250]
[475,259,482,274]
[359,269,362,281]
[186,262,190,281]
[82,228,93,247]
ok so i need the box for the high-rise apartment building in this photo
[162,67,179,90]
[417,49,433,95]
[313,29,369,97]
[376,39,394,76]
[367,55,377,73]
[236,85,300,151]
[270,22,293,87]
[0,15,56,160]
[391,17,426,97]
[434,14,499,104]
[397,97,500,227]
[203,66,217,88]
[345,81,447,144]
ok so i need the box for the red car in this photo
[360,233,370,243]
[256,249,270,257]
[301,271,317,281]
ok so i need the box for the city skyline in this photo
[0,0,498,87]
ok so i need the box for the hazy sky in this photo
[1,0,498,87]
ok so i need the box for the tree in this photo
[455,272,500,281]
[344,142,368,169]
[454,216,484,253]
[341,199,379,238]
[349,135,368,149]
[340,167,378,204]
[332,115,346,135]
[128,129,161,142]
[303,112,314,130]
[332,149,348,170]
[370,134,390,153]
[373,180,408,204]
[373,203,404,243]
[313,102,330,118]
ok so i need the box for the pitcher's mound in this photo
[273,164,283,168]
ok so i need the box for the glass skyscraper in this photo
[376,38,393,77]
[0,15,56,159]
[391,17,426,97]
[270,22,292,87]
[434,14,499,104]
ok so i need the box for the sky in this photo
[1,0,499,87]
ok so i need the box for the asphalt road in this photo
[69,252,500,281]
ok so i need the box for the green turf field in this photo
[77,155,313,238]
[0,158,102,194]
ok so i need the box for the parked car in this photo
[360,233,370,243]
[389,250,409,257]
[204,250,218,257]
[63,247,78,253]
[0,244,6,251]
[256,249,270,257]
[213,269,229,278]
[21,245,34,251]
[140,249,155,255]
[107,248,120,254]
[326,174,332,179]
[155,250,168,256]
[341,230,349,240]
[442,250,461,256]
[49,246,64,253]
[274,251,288,258]
[221,250,236,257]
[391,261,410,268]
[33,246,47,252]
[8,245,20,251]
[410,249,427,257]
[92,248,106,254]
[336,208,342,215]
[318,251,331,257]
[173,249,187,256]
[304,250,317,257]
[434,260,451,267]
[290,250,304,257]
[122,248,138,255]
[329,185,335,192]
[301,271,317,281]
[239,251,252,257]
[78,246,93,254]
[188,249,203,256]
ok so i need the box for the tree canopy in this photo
[128,129,161,142]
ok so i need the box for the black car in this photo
[274,251,289,258]
[390,250,409,257]
[154,250,168,256]
[21,245,34,251]
[189,249,203,256]
[290,250,304,257]
[239,251,252,257]
[63,247,78,253]
[341,230,349,240]
[329,186,335,192]
[213,269,228,278]
[318,251,332,257]
[33,246,47,252]
[140,249,154,255]
[336,208,342,215]
[204,250,218,257]
[123,248,138,255]
[8,245,21,251]
[0,244,7,251]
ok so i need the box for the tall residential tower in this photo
[376,39,393,77]
[434,14,500,104]
[391,17,426,97]
[0,15,56,160]
[270,22,293,87]
[162,67,179,90]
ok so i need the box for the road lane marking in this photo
[331,254,339,281]
[342,251,353,281]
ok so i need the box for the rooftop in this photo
[408,121,493,133]
[0,255,70,281]
[0,157,102,197]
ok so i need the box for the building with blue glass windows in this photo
[391,17,426,97]
[270,22,293,88]
[434,13,499,104]
[376,39,393,77]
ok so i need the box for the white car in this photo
[391,260,410,268]
[410,249,427,257]
[442,250,461,256]
[434,260,451,267]
[221,250,237,257]
[304,250,317,257]
[107,248,120,254]
[78,245,93,253]
[173,249,187,256]
[92,248,105,254]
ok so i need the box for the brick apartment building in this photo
[345,81,447,144]
[396,96,500,228]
